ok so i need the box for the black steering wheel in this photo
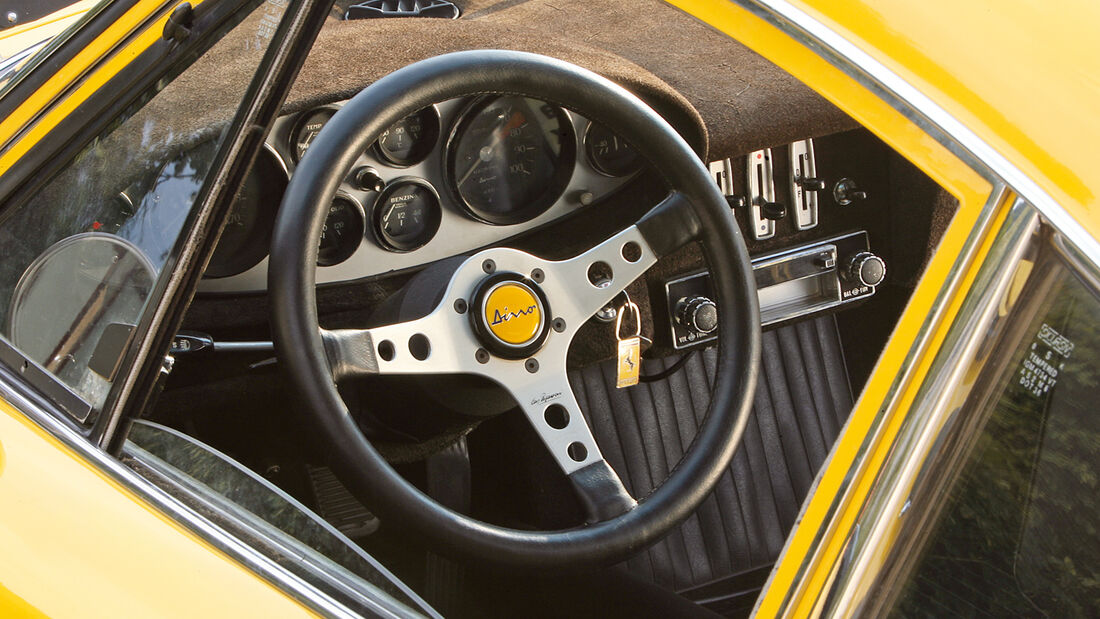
[269,51,760,567]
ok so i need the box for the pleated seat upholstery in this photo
[569,315,853,592]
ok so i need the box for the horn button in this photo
[471,273,551,359]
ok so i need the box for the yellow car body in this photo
[0,0,1096,616]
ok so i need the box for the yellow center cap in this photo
[483,282,543,346]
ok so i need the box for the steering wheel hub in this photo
[471,273,551,359]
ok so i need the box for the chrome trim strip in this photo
[751,185,1006,616]
[818,200,1040,615]
[0,0,111,103]
[0,368,366,619]
[125,431,433,618]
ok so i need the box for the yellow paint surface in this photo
[0,397,318,617]
[0,0,98,60]
[0,0,211,174]
[790,0,1100,239]
[485,283,542,345]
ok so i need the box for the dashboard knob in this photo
[833,178,867,206]
[762,201,786,221]
[354,167,386,193]
[799,177,826,191]
[845,252,886,287]
[676,296,719,335]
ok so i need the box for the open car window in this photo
[0,0,285,417]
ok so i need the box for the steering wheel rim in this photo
[269,50,760,566]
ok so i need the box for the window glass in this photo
[0,0,286,413]
[891,252,1100,616]
[125,420,428,614]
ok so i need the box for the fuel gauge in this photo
[373,179,442,252]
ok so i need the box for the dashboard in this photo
[199,95,639,293]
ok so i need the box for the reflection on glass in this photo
[7,234,153,408]
[125,421,426,612]
[892,257,1100,616]
[0,0,287,417]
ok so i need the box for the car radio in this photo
[664,230,884,349]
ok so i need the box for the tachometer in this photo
[446,96,575,225]
[374,106,440,167]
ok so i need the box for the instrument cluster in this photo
[199,96,640,293]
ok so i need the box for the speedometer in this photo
[446,96,575,225]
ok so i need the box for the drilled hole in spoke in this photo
[587,261,613,288]
[544,404,569,429]
[408,334,431,361]
[567,442,588,462]
[377,340,395,362]
[621,241,642,263]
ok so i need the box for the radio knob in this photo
[845,252,886,287]
[676,296,719,335]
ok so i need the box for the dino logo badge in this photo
[484,282,543,346]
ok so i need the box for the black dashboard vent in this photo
[345,0,461,20]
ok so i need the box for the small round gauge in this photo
[446,96,575,225]
[372,179,442,252]
[206,147,287,278]
[584,122,642,177]
[291,108,336,162]
[317,195,365,267]
[374,107,440,167]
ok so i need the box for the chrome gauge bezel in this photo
[316,192,365,267]
[289,106,338,163]
[582,121,643,178]
[444,96,577,226]
[370,177,443,253]
[198,97,631,294]
[371,104,442,168]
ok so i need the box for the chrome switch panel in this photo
[708,158,736,199]
[789,138,819,230]
[745,148,776,240]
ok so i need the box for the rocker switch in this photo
[789,139,819,230]
[746,148,776,240]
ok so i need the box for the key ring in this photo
[615,299,641,340]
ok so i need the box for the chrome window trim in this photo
[818,200,1041,615]
[728,0,1100,615]
[124,432,435,618]
[0,0,112,103]
[0,367,368,619]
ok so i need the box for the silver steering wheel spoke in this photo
[537,225,658,328]
[321,308,479,381]
[498,361,637,522]
[319,227,657,522]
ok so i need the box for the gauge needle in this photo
[457,110,526,186]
